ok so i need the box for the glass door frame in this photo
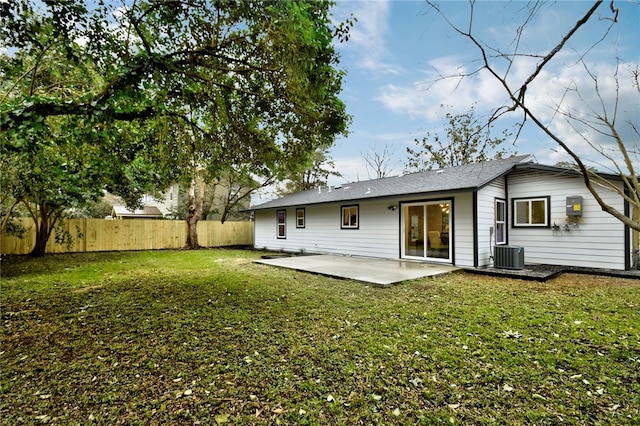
[400,199,452,263]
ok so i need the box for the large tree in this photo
[1,1,350,254]
[168,172,255,221]
[276,146,342,196]
[405,104,513,173]
[424,0,640,230]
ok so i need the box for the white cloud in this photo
[334,0,402,75]
[375,49,639,171]
[375,53,518,121]
[331,156,369,184]
[524,61,640,170]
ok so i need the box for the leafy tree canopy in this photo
[276,146,341,196]
[405,104,515,173]
[0,0,350,254]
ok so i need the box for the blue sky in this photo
[327,1,640,184]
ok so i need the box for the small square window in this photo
[296,208,305,228]
[341,205,359,229]
[513,197,550,227]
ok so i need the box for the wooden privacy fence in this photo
[1,219,254,255]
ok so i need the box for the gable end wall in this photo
[507,170,627,270]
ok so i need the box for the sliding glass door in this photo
[402,201,451,261]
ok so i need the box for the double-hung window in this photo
[513,196,550,227]
[296,208,305,228]
[495,199,506,244]
[276,210,286,239]
[341,205,359,229]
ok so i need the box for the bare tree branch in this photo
[425,0,639,231]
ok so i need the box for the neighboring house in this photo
[249,155,636,271]
[101,184,180,219]
[111,205,164,219]
[140,183,180,217]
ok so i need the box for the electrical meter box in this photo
[566,196,583,217]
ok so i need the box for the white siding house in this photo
[506,168,628,270]
[250,156,635,271]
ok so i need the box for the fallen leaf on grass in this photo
[35,414,51,423]
[215,414,229,424]
[409,378,423,387]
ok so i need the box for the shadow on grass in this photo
[1,252,132,278]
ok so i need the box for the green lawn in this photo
[1,250,639,425]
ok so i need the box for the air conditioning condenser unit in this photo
[494,245,524,270]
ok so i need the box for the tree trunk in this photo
[30,223,50,257]
[29,204,57,257]
[184,174,205,249]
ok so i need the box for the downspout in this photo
[472,191,478,267]
[489,225,495,267]
[504,174,510,245]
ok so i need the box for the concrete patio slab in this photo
[255,254,459,285]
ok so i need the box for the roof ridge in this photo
[250,154,535,210]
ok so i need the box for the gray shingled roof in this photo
[112,205,164,218]
[250,155,534,210]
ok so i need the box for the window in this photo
[495,199,506,244]
[296,208,305,228]
[276,210,286,239]
[341,205,359,229]
[513,197,549,227]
